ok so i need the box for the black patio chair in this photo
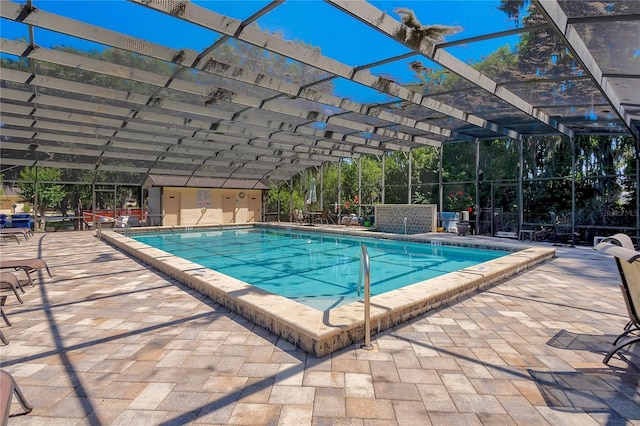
[594,234,640,366]
[549,212,578,247]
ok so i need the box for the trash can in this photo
[11,214,32,229]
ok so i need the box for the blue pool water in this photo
[132,228,507,310]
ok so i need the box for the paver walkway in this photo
[0,231,638,425]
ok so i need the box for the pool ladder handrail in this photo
[95,215,118,239]
[359,244,374,351]
[117,218,132,237]
[97,216,131,239]
[403,217,407,234]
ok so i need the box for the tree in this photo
[17,166,66,229]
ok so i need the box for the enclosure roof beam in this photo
[325,0,574,140]
[532,0,639,139]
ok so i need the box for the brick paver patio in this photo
[1,230,638,425]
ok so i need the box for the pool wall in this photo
[100,224,555,357]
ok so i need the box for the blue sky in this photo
[1,0,521,103]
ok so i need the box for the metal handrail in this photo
[95,215,131,239]
[114,217,132,237]
[95,215,115,239]
[360,244,373,351]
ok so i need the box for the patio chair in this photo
[594,235,640,366]
[0,228,30,242]
[0,232,20,245]
[0,272,23,345]
[549,212,578,247]
[0,369,33,421]
[0,273,24,302]
[0,258,52,288]
[1,272,25,345]
[293,209,305,224]
[316,209,329,226]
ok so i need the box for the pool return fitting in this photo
[359,244,374,351]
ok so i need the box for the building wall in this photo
[0,194,22,215]
[0,186,23,215]
[160,187,262,226]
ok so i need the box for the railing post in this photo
[360,244,373,351]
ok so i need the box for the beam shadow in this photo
[3,310,222,368]
[394,327,640,421]
[33,234,100,425]
[9,283,176,316]
[484,290,629,319]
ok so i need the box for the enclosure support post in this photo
[337,160,342,218]
[113,184,117,221]
[320,163,324,211]
[490,182,495,237]
[34,161,38,233]
[92,183,96,226]
[570,136,576,234]
[408,149,412,204]
[381,154,385,205]
[289,178,294,222]
[636,137,639,240]
[518,137,524,231]
[358,157,362,217]
[439,145,444,222]
[475,140,480,234]
[304,170,308,213]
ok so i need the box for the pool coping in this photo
[100,224,555,357]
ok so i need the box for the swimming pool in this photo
[132,228,507,310]
[101,223,555,356]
